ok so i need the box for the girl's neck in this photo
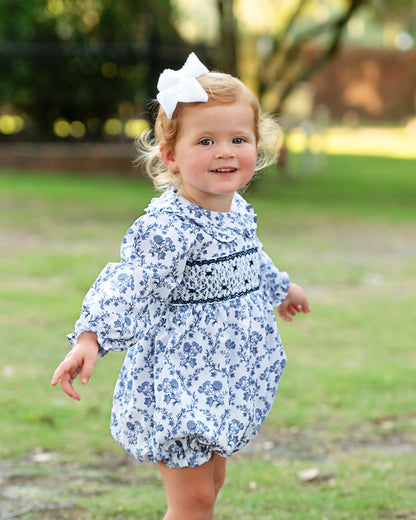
[177,187,234,213]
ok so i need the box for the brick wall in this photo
[0,142,139,175]
[309,46,416,121]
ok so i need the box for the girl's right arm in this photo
[51,332,100,401]
[68,212,193,357]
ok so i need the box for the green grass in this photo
[1,154,415,519]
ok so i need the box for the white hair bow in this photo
[156,52,209,119]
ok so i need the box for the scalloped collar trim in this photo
[145,188,257,242]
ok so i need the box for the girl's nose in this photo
[215,142,235,159]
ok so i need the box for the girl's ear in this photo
[160,142,178,172]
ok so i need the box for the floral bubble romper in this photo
[68,188,289,468]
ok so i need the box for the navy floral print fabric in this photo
[68,188,290,468]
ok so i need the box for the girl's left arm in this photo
[259,244,310,320]
[258,246,290,307]
[277,283,310,322]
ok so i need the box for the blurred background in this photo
[1,3,416,518]
[0,0,415,171]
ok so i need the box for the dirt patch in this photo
[243,418,416,462]
[1,425,415,519]
[0,450,149,519]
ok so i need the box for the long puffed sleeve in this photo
[258,242,290,308]
[67,211,194,356]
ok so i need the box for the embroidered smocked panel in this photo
[171,246,260,305]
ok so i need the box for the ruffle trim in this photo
[145,188,257,243]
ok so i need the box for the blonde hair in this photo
[136,72,280,191]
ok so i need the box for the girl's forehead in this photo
[179,101,255,129]
[183,99,252,113]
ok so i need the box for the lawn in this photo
[1,153,415,519]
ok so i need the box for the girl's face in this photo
[161,101,257,212]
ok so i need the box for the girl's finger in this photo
[80,359,96,385]
[59,373,81,401]
[278,309,293,321]
[51,364,66,386]
[51,355,81,385]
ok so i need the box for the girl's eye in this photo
[233,137,246,144]
[199,138,214,146]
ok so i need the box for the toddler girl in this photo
[52,53,310,520]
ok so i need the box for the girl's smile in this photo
[161,101,258,212]
[211,168,237,175]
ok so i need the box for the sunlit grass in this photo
[1,156,415,519]
[287,125,416,159]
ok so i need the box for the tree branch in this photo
[259,0,369,114]
[258,0,309,96]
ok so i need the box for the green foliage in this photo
[0,0,185,140]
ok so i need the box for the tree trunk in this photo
[216,0,238,75]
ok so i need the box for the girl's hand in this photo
[277,283,311,322]
[51,332,100,401]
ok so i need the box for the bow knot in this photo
[157,53,209,119]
